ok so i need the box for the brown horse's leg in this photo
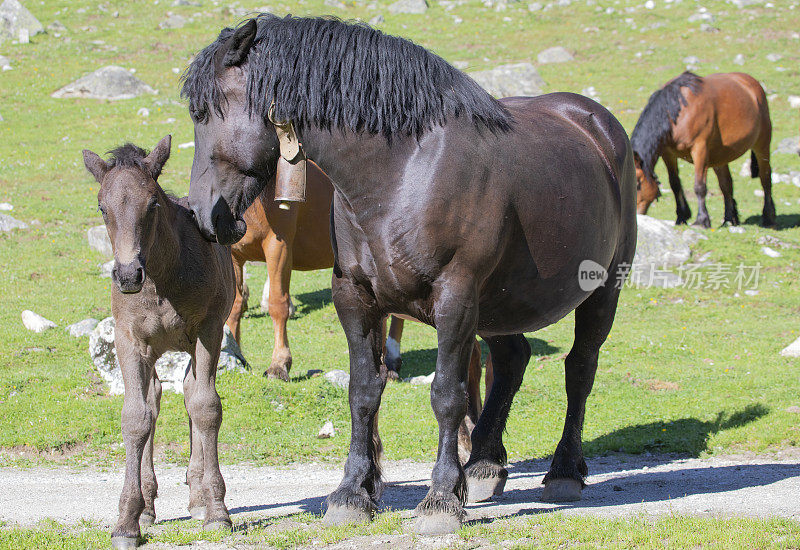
[663,154,691,224]
[264,235,293,381]
[139,374,162,528]
[111,334,155,547]
[458,339,483,465]
[713,165,739,226]
[384,316,404,377]
[542,273,622,503]
[753,148,777,227]
[464,334,529,503]
[184,360,206,521]
[187,326,230,530]
[225,255,246,343]
[690,148,711,228]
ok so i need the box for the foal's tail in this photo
[750,151,760,178]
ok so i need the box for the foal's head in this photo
[633,153,661,215]
[83,136,172,294]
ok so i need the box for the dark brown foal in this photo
[84,136,234,549]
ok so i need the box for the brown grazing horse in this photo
[183,16,636,534]
[83,136,233,548]
[226,161,334,380]
[632,71,776,228]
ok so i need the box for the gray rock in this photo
[99,260,114,278]
[733,54,745,65]
[324,369,350,389]
[682,228,708,245]
[0,202,11,210]
[628,265,683,289]
[66,318,99,337]
[89,318,248,396]
[46,19,66,33]
[729,0,762,7]
[537,46,573,64]
[0,54,10,69]
[52,66,156,101]
[528,2,542,10]
[324,0,347,8]
[158,14,186,29]
[0,0,43,43]
[172,0,201,5]
[388,0,428,14]
[780,336,800,358]
[317,420,336,439]
[469,63,545,98]
[776,136,799,155]
[407,372,435,385]
[368,14,384,25]
[87,225,113,257]
[22,310,56,332]
[0,213,27,231]
[766,53,782,62]
[628,215,691,288]
[687,12,714,23]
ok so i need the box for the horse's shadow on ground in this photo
[743,213,800,230]
[221,404,788,525]
[400,337,560,378]
[293,288,333,316]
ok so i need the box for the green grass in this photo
[2,514,799,549]
[1,0,799,471]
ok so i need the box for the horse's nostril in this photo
[136,267,144,283]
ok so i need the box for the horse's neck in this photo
[146,206,181,282]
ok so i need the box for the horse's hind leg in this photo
[264,235,293,381]
[111,335,156,548]
[183,361,206,521]
[225,255,247,343]
[458,339,484,465]
[464,334,530,503]
[384,316,404,378]
[753,147,777,227]
[664,155,691,224]
[324,275,386,526]
[542,278,622,502]
[139,375,162,528]
[713,164,740,226]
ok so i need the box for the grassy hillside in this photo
[0,0,798,468]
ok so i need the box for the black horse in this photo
[183,15,636,534]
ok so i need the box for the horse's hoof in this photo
[386,369,400,382]
[204,518,232,531]
[111,536,139,549]
[265,367,290,382]
[466,474,507,503]
[541,478,583,502]
[323,504,373,526]
[138,513,155,528]
[188,506,206,521]
[412,512,462,535]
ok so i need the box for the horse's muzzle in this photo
[113,259,145,294]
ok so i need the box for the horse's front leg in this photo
[323,274,386,526]
[111,333,155,549]
[663,154,691,225]
[690,147,711,228]
[139,374,162,529]
[413,280,477,535]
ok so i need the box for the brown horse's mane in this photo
[631,71,703,178]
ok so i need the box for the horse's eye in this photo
[147,198,159,211]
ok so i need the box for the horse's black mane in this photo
[631,71,703,178]
[181,14,511,139]
[107,143,149,170]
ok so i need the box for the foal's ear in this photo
[145,135,172,180]
[222,19,257,67]
[83,149,109,183]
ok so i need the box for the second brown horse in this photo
[632,71,776,228]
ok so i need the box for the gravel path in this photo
[1,452,798,527]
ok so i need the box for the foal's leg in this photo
[713,164,740,226]
[225,255,247,343]
[324,275,386,525]
[753,146,777,227]
[464,334,530,502]
[690,147,711,228]
[187,328,230,529]
[542,278,622,502]
[384,316,404,377]
[663,155,692,224]
[140,374,162,528]
[183,361,206,520]
[413,282,478,535]
[264,234,293,381]
[111,334,156,548]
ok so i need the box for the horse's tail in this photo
[750,151,760,178]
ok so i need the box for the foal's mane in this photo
[181,14,511,139]
[630,71,703,178]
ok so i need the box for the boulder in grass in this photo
[628,215,691,288]
[780,336,800,358]
[0,0,44,43]
[0,213,27,231]
[388,0,428,14]
[52,66,156,101]
[66,318,99,338]
[324,369,350,389]
[317,420,336,439]
[87,225,113,257]
[22,310,56,333]
[537,46,574,64]
[469,63,545,98]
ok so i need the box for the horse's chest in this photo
[125,295,194,352]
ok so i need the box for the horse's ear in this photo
[83,150,109,183]
[145,135,172,180]
[222,19,257,67]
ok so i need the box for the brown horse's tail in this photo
[750,151,759,178]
